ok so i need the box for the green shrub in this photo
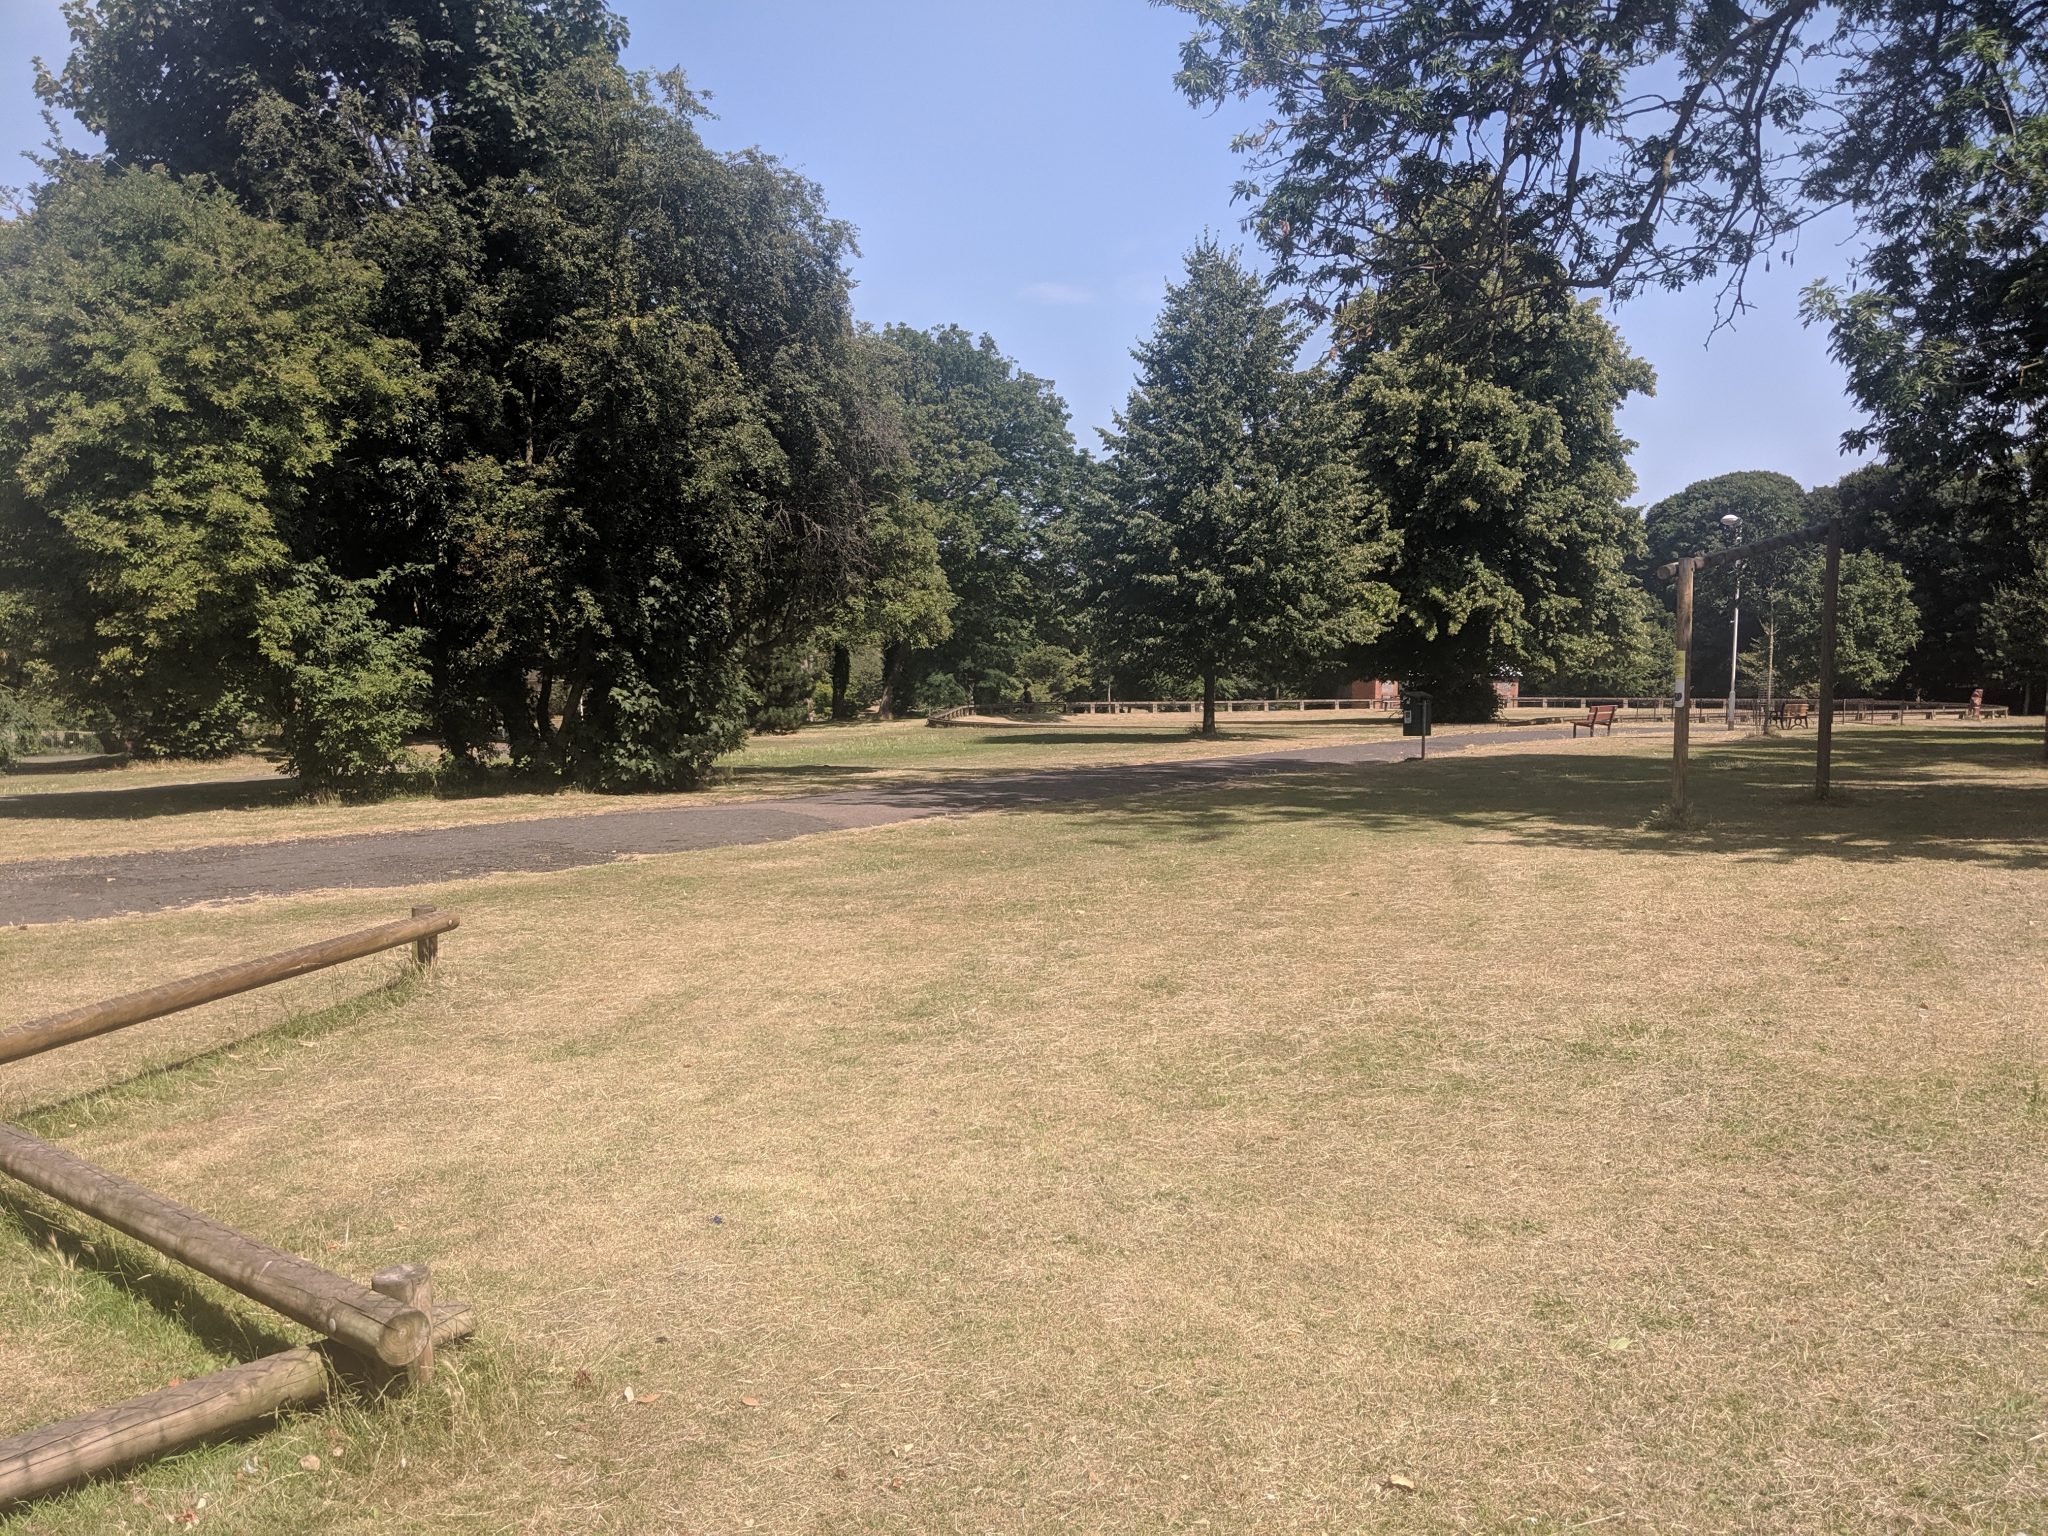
[913,671,968,713]
[263,570,428,793]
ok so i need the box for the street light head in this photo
[1720,514,1742,530]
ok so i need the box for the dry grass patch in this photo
[0,719,1466,865]
[0,726,2043,1532]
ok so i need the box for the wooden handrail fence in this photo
[0,908,470,1509]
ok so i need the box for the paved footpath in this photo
[1,725,1648,925]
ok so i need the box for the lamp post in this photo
[1721,514,1743,729]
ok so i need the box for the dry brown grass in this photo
[0,719,1477,865]
[1,725,2044,1532]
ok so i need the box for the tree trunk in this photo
[1201,670,1217,735]
[1760,619,1776,737]
[496,675,542,765]
[830,644,852,720]
[878,639,905,720]
[533,668,554,744]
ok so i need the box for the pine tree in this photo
[1083,244,1393,733]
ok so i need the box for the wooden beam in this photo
[1671,555,1697,813]
[0,911,459,1067]
[1654,521,1832,581]
[0,1124,427,1365]
[1815,516,1843,798]
[0,1348,328,1510]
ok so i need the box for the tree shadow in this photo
[959,729,1350,747]
[1032,728,2048,869]
[0,775,301,823]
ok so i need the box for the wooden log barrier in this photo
[0,911,459,1068]
[0,1348,328,1510]
[373,1262,435,1384]
[0,1124,427,1365]
[0,1300,477,1510]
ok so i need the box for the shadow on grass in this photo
[1042,727,2048,870]
[0,1191,299,1362]
[14,973,425,1132]
[960,728,1371,748]
[0,775,302,823]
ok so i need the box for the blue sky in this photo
[0,0,1870,507]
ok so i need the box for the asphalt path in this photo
[1,724,1648,925]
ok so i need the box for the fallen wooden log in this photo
[0,909,459,1068]
[0,1124,426,1365]
[0,1347,328,1509]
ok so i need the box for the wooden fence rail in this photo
[0,1123,429,1364]
[0,1350,330,1508]
[0,908,457,1068]
[0,910,471,1510]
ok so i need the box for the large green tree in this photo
[41,2,889,787]
[0,164,423,770]
[1980,542,2048,754]
[869,325,1087,715]
[1333,224,1654,719]
[1171,0,2042,704]
[1083,244,1392,733]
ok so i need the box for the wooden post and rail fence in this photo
[0,907,468,1510]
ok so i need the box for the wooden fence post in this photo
[410,905,439,968]
[372,1263,435,1384]
[0,1349,329,1509]
[1815,515,1842,799]
[1671,555,1697,814]
[0,911,459,1068]
[0,1125,427,1365]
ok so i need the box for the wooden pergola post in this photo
[1657,518,1836,819]
[1671,554,1698,814]
[1814,515,1842,799]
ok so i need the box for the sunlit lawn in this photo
[0,725,2042,1531]
[0,716,1468,864]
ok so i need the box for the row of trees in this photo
[0,0,2038,785]
[1167,0,2047,738]
[0,0,1664,785]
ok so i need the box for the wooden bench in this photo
[1571,703,1617,737]
[1778,701,1812,727]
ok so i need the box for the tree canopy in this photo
[1333,221,1654,718]
[1168,0,2044,318]
[20,0,891,786]
[0,163,421,762]
[1083,243,1392,731]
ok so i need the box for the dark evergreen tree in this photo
[1082,244,1393,734]
[39,3,889,787]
